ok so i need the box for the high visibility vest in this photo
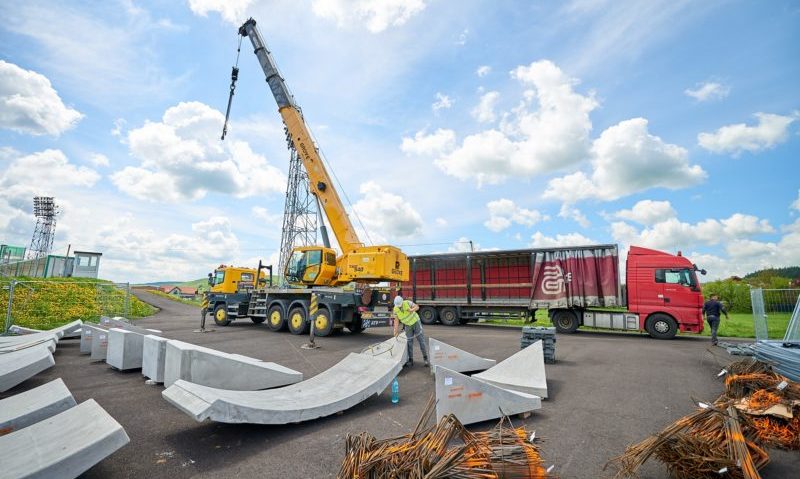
[393,300,420,326]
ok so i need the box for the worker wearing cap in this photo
[703,293,729,346]
[393,296,429,368]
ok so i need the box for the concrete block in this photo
[0,344,55,392]
[90,328,110,362]
[106,328,145,371]
[428,338,496,374]
[0,378,76,436]
[163,340,303,390]
[0,399,130,478]
[7,319,83,340]
[434,365,541,426]
[80,324,104,354]
[142,335,169,383]
[162,334,407,424]
[100,316,161,336]
[473,340,548,398]
[0,332,57,354]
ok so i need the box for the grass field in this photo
[146,290,203,307]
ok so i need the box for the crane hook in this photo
[221,65,239,140]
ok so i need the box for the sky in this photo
[0,0,798,284]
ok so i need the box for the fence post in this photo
[124,282,131,319]
[4,279,16,334]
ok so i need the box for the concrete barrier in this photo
[8,319,83,339]
[428,338,496,374]
[163,340,303,390]
[0,399,130,478]
[142,335,169,383]
[162,334,407,424]
[0,344,55,392]
[473,340,548,398]
[0,378,76,436]
[434,365,541,426]
[90,328,110,362]
[106,328,145,371]
[80,324,103,354]
[100,317,162,336]
[0,332,57,354]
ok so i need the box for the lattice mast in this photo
[27,196,59,259]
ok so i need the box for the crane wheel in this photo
[213,304,231,326]
[313,308,334,337]
[267,305,286,331]
[288,306,309,335]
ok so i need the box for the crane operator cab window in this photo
[286,249,323,284]
[209,270,225,286]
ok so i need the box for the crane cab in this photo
[285,247,338,286]
[286,245,409,287]
[208,265,265,294]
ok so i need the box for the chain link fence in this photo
[750,288,800,340]
[1,279,156,334]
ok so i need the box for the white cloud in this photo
[476,65,491,77]
[792,190,800,211]
[484,199,548,232]
[435,60,598,185]
[529,231,597,248]
[614,199,676,225]
[111,101,285,201]
[471,91,500,123]
[400,128,456,156]
[558,204,590,228]
[251,206,282,224]
[311,0,427,33]
[88,153,110,167]
[352,181,423,241]
[684,81,730,102]
[698,112,797,155]
[0,60,83,136]
[435,217,448,227]
[432,92,453,112]
[187,0,253,25]
[455,28,469,46]
[544,118,706,202]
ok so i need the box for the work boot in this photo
[403,360,413,368]
[423,357,430,367]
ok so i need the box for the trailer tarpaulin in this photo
[530,246,619,309]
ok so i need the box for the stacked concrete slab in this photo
[163,340,303,389]
[428,338,496,373]
[521,326,556,363]
[163,334,408,424]
[0,344,55,392]
[142,335,169,383]
[0,378,76,435]
[473,340,548,398]
[434,366,541,425]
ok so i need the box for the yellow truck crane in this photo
[204,18,409,337]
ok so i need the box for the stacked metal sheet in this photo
[717,341,756,356]
[753,341,800,381]
[521,326,556,363]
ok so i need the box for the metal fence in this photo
[1,279,147,334]
[750,288,800,341]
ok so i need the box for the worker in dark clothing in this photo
[703,294,729,346]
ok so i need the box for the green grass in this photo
[147,290,202,307]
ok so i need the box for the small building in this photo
[72,251,102,278]
[0,245,25,264]
[166,286,197,299]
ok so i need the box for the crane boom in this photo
[239,19,362,253]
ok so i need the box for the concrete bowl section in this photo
[106,328,145,371]
[142,335,169,383]
[0,332,57,354]
[434,365,541,426]
[472,340,548,398]
[0,344,56,393]
[0,399,130,479]
[163,340,303,390]
[162,334,408,425]
[8,319,83,339]
[0,378,77,435]
[428,338,496,373]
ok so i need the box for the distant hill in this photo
[744,266,800,280]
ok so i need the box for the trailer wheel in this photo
[251,317,265,324]
[213,304,231,326]
[552,310,579,333]
[419,306,438,325]
[288,307,309,335]
[439,307,459,326]
[267,304,286,331]
[312,308,334,337]
[347,318,365,334]
[645,314,677,340]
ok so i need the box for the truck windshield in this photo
[214,270,225,285]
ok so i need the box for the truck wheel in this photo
[251,317,266,324]
[646,314,678,339]
[347,318,365,334]
[213,304,231,326]
[267,305,286,331]
[312,308,334,337]
[439,307,459,326]
[419,306,438,325]
[552,310,579,333]
[288,307,309,335]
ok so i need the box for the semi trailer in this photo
[398,244,707,339]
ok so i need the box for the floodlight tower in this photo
[27,196,59,259]
[277,141,318,284]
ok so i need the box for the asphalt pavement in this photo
[3,292,798,478]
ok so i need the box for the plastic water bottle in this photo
[391,378,399,404]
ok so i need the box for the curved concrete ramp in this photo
[163,334,407,424]
[0,399,129,478]
[9,319,83,339]
[0,332,57,354]
[429,338,496,374]
[473,340,548,398]
[0,378,76,435]
[434,365,541,426]
[0,344,55,392]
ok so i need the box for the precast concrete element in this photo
[163,340,303,390]
[0,399,130,479]
[473,340,548,398]
[80,324,103,354]
[428,338,496,374]
[434,365,541,426]
[106,328,145,371]
[100,316,161,336]
[0,332,57,354]
[162,334,408,425]
[8,319,83,339]
[0,344,55,392]
[90,328,110,362]
[0,378,76,436]
[142,335,169,383]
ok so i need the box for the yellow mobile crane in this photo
[204,18,409,336]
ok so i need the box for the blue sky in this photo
[0,0,798,283]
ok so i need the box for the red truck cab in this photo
[626,246,705,336]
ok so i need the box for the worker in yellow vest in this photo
[393,295,429,368]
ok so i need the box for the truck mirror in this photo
[207,273,214,286]
[700,269,707,276]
